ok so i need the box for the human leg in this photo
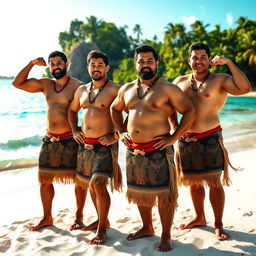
[70,184,87,230]
[88,182,110,245]
[208,183,229,240]
[30,182,54,231]
[180,184,207,229]
[127,205,155,241]
[157,202,175,252]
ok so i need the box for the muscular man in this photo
[12,51,86,231]
[173,42,251,240]
[68,50,122,245]
[110,44,195,252]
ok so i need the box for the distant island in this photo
[0,75,14,79]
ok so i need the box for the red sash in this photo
[46,130,73,138]
[83,137,100,145]
[129,140,158,152]
[185,125,222,139]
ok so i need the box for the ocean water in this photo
[1,78,256,170]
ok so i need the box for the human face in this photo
[88,58,109,81]
[188,49,211,74]
[49,56,67,79]
[135,52,159,80]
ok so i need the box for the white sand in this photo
[0,149,256,256]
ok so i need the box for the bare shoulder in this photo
[212,72,231,81]
[172,74,190,85]
[119,79,137,93]
[70,77,84,88]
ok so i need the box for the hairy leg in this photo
[30,183,54,231]
[127,205,155,241]
[180,185,207,229]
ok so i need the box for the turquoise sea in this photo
[1,78,256,170]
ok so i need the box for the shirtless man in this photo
[173,42,251,240]
[110,44,195,252]
[68,50,122,245]
[12,51,86,231]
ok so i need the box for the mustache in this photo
[53,68,62,73]
[92,71,101,74]
[141,67,152,72]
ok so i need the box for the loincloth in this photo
[126,140,178,208]
[176,127,236,187]
[38,130,78,184]
[76,138,122,191]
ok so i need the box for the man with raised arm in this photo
[12,51,86,231]
[110,44,195,252]
[173,42,251,240]
[68,50,122,245]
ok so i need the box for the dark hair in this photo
[48,51,67,63]
[87,50,109,66]
[188,42,211,57]
[134,44,159,61]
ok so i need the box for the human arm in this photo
[154,85,195,149]
[68,88,85,144]
[110,87,131,146]
[12,57,47,92]
[211,55,252,95]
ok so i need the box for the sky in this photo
[0,0,255,77]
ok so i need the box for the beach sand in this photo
[0,145,256,256]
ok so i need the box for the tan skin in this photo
[110,51,195,252]
[12,56,86,231]
[68,57,120,245]
[173,49,251,241]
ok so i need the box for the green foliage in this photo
[58,16,256,88]
[113,58,137,85]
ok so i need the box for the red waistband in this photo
[46,130,73,138]
[185,125,222,139]
[83,137,100,144]
[128,140,158,152]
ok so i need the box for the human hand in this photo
[211,55,230,67]
[31,57,47,66]
[153,134,176,150]
[119,132,132,147]
[73,130,85,144]
[99,134,117,146]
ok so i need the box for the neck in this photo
[92,77,108,87]
[193,70,210,80]
[55,75,69,85]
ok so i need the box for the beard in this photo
[51,67,67,79]
[138,67,156,80]
[91,71,104,81]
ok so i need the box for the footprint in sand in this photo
[116,217,131,223]
[0,237,11,253]
[242,211,253,217]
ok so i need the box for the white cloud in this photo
[182,16,197,25]
[226,13,233,26]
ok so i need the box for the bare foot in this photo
[156,236,172,252]
[30,217,53,231]
[215,226,229,241]
[82,219,110,231]
[180,217,206,230]
[88,229,108,245]
[70,218,85,231]
[127,226,155,241]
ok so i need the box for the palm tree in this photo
[133,24,143,43]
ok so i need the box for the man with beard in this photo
[173,42,251,240]
[12,51,86,231]
[110,44,195,252]
[68,50,122,245]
